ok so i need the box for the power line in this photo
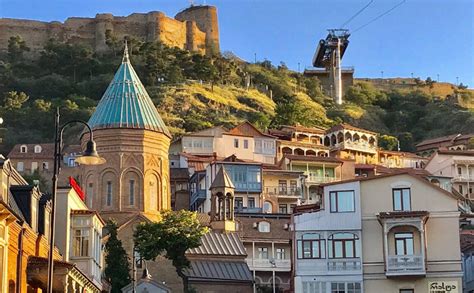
[341,0,374,28]
[352,0,407,33]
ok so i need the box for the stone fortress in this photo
[0,5,219,55]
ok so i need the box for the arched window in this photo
[297,233,325,259]
[258,221,270,233]
[20,145,27,153]
[328,233,359,258]
[34,145,42,153]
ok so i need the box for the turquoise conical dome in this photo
[88,43,171,137]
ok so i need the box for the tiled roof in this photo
[326,123,377,135]
[437,150,474,156]
[226,121,275,138]
[187,232,246,256]
[170,168,189,179]
[185,260,253,282]
[280,125,326,134]
[88,43,171,137]
[416,134,460,147]
[236,215,291,241]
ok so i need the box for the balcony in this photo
[235,207,262,213]
[327,258,361,272]
[452,175,474,182]
[233,182,262,193]
[386,255,425,276]
[306,173,339,184]
[246,258,291,272]
[333,141,377,154]
[190,189,206,206]
[264,186,302,198]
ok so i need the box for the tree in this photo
[104,220,131,293]
[3,91,29,110]
[378,134,399,151]
[134,210,209,292]
[7,35,30,62]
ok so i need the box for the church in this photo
[79,44,252,292]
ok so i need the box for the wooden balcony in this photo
[246,258,291,272]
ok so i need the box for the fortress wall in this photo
[0,6,219,55]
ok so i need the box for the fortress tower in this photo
[80,43,171,222]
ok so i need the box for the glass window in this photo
[106,181,112,206]
[129,180,135,205]
[263,201,272,213]
[276,248,285,260]
[258,221,270,233]
[20,145,27,153]
[393,188,411,211]
[278,180,287,193]
[328,233,359,258]
[330,191,355,212]
[235,197,243,209]
[298,234,324,259]
[458,167,462,175]
[331,282,345,293]
[73,228,90,257]
[34,145,42,153]
[399,290,414,293]
[395,233,414,256]
[234,139,239,148]
[16,162,24,172]
[248,197,255,208]
[31,162,38,172]
[258,247,268,259]
[279,204,288,214]
[347,283,362,293]
[244,139,249,149]
[42,162,49,170]
[290,204,297,213]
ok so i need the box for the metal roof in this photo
[187,232,246,256]
[88,43,171,137]
[185,260,253,282]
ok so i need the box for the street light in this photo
[47,108,105,293]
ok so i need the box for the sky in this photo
[1,0,473,87]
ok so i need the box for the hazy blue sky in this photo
[1,0,473,86]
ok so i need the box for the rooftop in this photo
[87,43,170,137]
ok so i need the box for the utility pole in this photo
[381,71,384,79]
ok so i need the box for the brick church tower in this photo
[80,43,171,222]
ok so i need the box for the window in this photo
[73,228,90,257]
[328,233,359,258]
[129,180,135,205]
[330,191,355,212]
[42,162,48,170]
[331,282,361,293]
[399,290,414,293]
[248,197,255,208]
[87,183,93,208]
[234,139,239,148]
[258,221,270,233]
[34,145,42,153]
[244,139,249,149]
[17,162,24,172]
[276,248,285,260]
[395,233,414,256]
[459,185,464,195]
[290,180,297,194]
[68,157,76,167]
[235,197,243,210]
[278,180,287,193]
[297,233,325,259]
[263,201,272,213]
[257,247,268,259]
[20,145,27,153]
[106,181,112,206]
[279,204,288,214]
[458,167,462,175]
[347,283,361,293]
[290,204,297,213]
[31,162,38,172]
[393,188,411,211]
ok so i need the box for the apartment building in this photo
[171,122,277,164]
[293,180,363,293]
[293,172,463,293]
[461,229,474,293]
[236,214,292,292]
[262,168,304,214]
[416,134,474,157]
[424,150,474,200]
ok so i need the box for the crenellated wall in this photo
[0,5,219,55]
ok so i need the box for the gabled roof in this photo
[226,121,275,138]
[210,167,234,189]
[7,143,55,159]
[88,43,171,137]
[187,231,246,256]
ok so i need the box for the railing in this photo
[190,189,206,205]
[386,255,425,275]
[235,207,263,213]
[246,258,291,271]
[327,258,362,272]
[306,173,339,183]
[233,182,262,192]
[452,175,474,182]
[332,141,377,153]
[264,186,302,197]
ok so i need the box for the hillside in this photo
[0,36,473,154]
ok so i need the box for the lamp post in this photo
[47,108,105,293]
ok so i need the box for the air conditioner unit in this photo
[253,222,258,229]
[283,223,289,230]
